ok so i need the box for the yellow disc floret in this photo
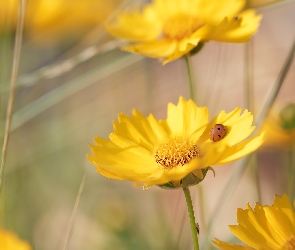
[163,14,203,40]
[154,137,200,168]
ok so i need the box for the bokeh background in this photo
[0,0,295,249]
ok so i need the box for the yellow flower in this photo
[0,229,31,250]
[106,0,261,64]
[213,194,295,250]
[87,97,264,188]
[0,0,121,44]
[262,104,295,148]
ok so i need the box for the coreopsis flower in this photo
[0,0,122,44]
[213,194,295,250]
[87,96,264,188]
[106,0,261,64]
[0,229,31,250]
[262,104,295,148]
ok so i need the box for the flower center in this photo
[154,137,200,168]
[162,14,203,40]
[283,235,295,250]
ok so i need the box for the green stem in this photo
[184,56,196,102]
[245,41,254,114]
[184,56,205,248]
[183,187,199,250]
[245,41,261,202]
[288,143,295,200]
[250,154,261,202]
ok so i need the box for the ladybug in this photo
[209,124,226,142]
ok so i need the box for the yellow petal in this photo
[88,136,162,182]
[218,110,255,146]
[197,0,245,24]
[229,225,275,249]
[122,39,177,59]
[213,238,253,250]
[163,37,201,64]
[184,141,227,171]
[106,5,161,42]
[264,194,295,241]
[205,10,262,43]
[113,109,168,151]
[215,132,264,164]
[231,205,282,248]
[252,202,285,246]
[198,108,244,144]
[164,96,209,137]
[274,194,295,229]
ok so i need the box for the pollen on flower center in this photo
[284,235,295,250]
[163,14,203,40]
[154,137,200,168]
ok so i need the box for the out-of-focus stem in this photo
[245,41,261,202]
[184,56,196,103]
[0,0,26,197]
[63,174,87,250]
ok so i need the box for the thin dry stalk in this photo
[0,0,26,196]
[63,174,87,250]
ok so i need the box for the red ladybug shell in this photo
[209,124,226,142]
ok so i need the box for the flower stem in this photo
[183,187,199,250]
[184,56,196,103]
[184,55,206,246]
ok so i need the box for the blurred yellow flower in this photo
[0,0,122,44]
[262,104,295,148]
[213,194,295,250]
[87,96,264,188]
[0,229,31,250]
[106,0,261,64]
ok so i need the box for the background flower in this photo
[106,0,261,63]
[0,229,31,250]
[213,194,295,250]
[0,0,122,44]
[262,103,295,148]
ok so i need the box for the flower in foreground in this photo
[106,0,261,64]
[87,97,263,188]
[0,229,31,250]
[213,194,295,250]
